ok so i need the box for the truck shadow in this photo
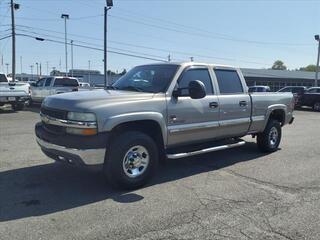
[0,142,267,222]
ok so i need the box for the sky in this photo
[0,0,320,75]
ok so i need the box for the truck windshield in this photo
[0,74,7,83]
[112,64,179,93]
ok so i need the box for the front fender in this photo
[102,112,167,145]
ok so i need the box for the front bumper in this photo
[36,137,106,166]
[35,122,107,166]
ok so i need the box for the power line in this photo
[109,14,313,47]
[15,33,168,62]
[15,27,272,65]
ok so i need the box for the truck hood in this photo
[42,89,155,111]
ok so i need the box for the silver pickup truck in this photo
[30,76,79,105]
[0,73,30,111]
[35,62,294,189]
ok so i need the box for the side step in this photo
[166,141,246,159]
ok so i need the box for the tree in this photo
[271,60,287,70]
[299,64,317,72]
[120,69,127,76]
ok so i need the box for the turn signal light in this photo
[66,127,97,136]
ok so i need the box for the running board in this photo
[166,141,246,159]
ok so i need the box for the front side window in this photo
[214,69,243,94]
[178,68,213,96]
[113,64,179,93]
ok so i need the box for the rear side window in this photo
[178,68,213,96]
[45,78,52,87]
[53,78,79,87]
[214,69,243,94]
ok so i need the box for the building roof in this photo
[241,68,316,80]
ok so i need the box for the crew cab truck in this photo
[35,62,295,189]
[30,76,79,105]
[0,73,30,111]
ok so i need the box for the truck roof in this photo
[139,62,238,69]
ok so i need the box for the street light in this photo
[104,0,113,88]
[315,35,320,87]
[61,14,69,77]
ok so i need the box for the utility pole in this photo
[88,60,91,85]
[30,65,33,80]
[104,0,113,88]
[315,35,320,87]
[46,61,49,75]
[5,63,9,75]
[71,40,74,77]
[20,56,22,74]
[36,62,39,78]
[61,14,69,77]
[40,62,42,77]
[10,0,19,82]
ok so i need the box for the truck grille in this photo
[41,107,67,120]
[43,123,65,135]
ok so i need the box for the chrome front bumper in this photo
[36,137,106,165]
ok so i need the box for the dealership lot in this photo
[0,108,320,240]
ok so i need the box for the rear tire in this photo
[11,102,25,111]
[257,120,281,153]
[104,131,159,190]
[313,102,320,112]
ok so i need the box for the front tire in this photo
[257,120,282,153]
[104,131,159,190]
[313,102,320,112]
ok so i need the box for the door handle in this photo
[209,102,219,108]
[239,101,247,107]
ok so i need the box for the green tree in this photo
[299,64,317,72]
[120,69,127,76]
[271,60,287,70]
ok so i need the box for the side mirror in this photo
[188,80,206,99]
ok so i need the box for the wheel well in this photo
[110,120,165,155]
[269,109,285,125]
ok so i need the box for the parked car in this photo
[30,76,79,105]
[35,62,295,189]
[248,86,271,93]
[277,86,307,107]
[297,87,320,111]
[79,82,90,88]
[0,73,30,111]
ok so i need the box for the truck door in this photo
[42,77,53,99]
[167,66,220,146]
[213,68,251,137]
[32,78,45,101]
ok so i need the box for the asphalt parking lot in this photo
[1,107,320,240]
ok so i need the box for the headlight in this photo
[67,112,96,122]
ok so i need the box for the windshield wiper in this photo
[105,85,119,90]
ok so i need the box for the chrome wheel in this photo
[122,145,149,178]
[268,127,278,147]
[314,102,320,112]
